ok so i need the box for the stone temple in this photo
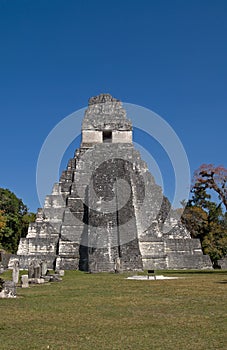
[17,94,212,271]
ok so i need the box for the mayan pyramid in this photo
[16,94,212,271]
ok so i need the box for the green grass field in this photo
[0,270,226,350]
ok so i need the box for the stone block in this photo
[21,275,29,288]
[41,261,48,276]
[217,257,227,269]
[0,281,16,298]
[56,269,65,276]
[29,278,45,284]
[67,198,84,212]
[12,259,20,284]
[55,257,79,270]
[112,130,132,143]
[82,130,102,144]
[58,241,80,257]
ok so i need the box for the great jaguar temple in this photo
[16,94,212,271]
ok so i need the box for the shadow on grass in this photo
[161,269,227,275]
[215,280,227,284]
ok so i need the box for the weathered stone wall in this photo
[217,257,227,269]
[82,130,103,144]
[112,131,132,143]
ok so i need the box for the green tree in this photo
[192,164,227,210]
[182,164,227,267]
[0,210,6,231]
[0,210,7,250]
[202,222,227,264]
[21,212,36,237]
[181,205,208,239]
[0,188,35,253]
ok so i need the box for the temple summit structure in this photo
[16,94,212,271]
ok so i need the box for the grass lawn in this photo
[0,270,226,350]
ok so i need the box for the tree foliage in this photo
[192,164,227,210]
[0,188,35,253]
[182,206,208,239]
[0,210,6,231]
[182,164,227,267]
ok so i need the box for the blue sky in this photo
[0,0,226,212]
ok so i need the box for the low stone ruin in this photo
[217,257,227,269]
[27,259,63,284]
[0,259,19,298]
[21,274,29,288]
[12,259,20,284]
[0,259,64,297]
[0,279,16,298]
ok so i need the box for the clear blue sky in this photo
[0,0,226,212]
